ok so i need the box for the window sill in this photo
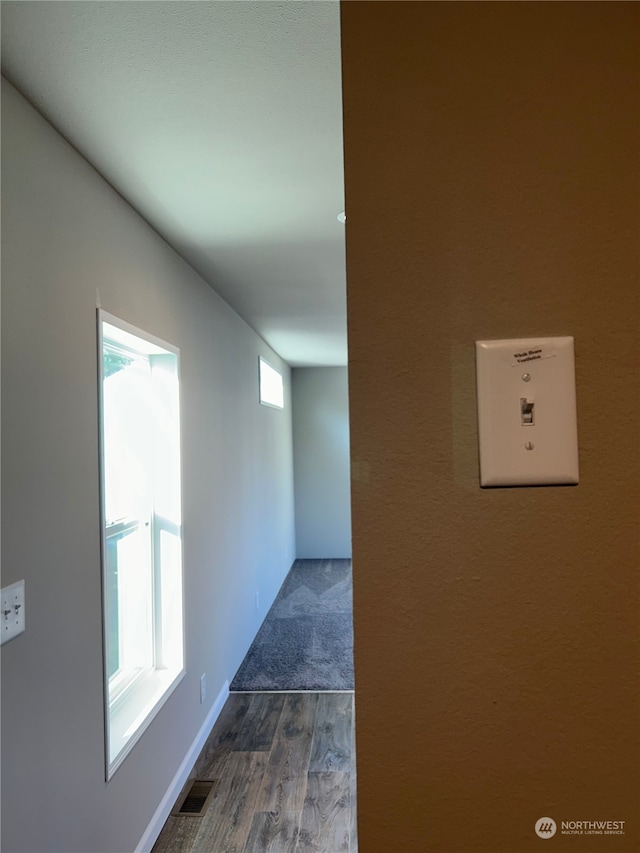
[107,665,185,780]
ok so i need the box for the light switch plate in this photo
[1,580,25,645]
[476,336,579,487]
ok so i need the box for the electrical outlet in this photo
[255,591,260,611]
[1,580,25,646]
[200,673,206,704]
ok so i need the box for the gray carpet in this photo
[230,558,354,691]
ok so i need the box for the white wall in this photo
[292,368,351,557]
[0,79,296,853]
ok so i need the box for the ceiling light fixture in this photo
[337,211,346,224]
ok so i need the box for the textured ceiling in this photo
[1,1,346,366]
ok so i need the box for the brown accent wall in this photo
[341,3,639,851]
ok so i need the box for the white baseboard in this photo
[134,679,230,853]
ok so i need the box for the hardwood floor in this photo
[152,692,357,853]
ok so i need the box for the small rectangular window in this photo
[259,356,284,409]
[98,311,185,779]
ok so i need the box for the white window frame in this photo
[97,310,186,780]
[259,356,284,409]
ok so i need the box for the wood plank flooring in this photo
[152,692,357,853]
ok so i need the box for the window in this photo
[98,312,184,779]
[259,356,284,409]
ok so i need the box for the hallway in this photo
[152,692,356,852]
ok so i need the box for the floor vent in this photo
[171,780,215,817]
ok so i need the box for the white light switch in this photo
[1,580,25,645]
[475,337,579,487]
